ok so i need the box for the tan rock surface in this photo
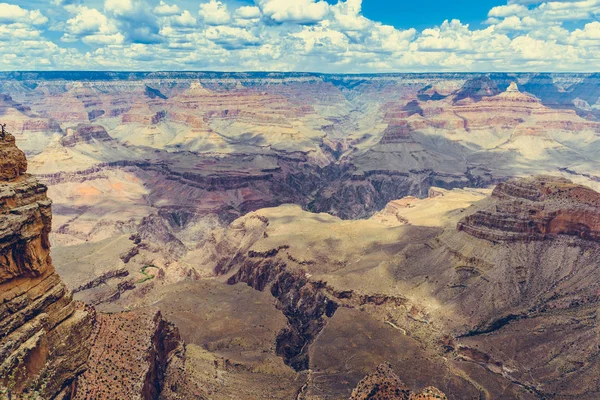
[0,133,27,181]
[0,134,94,398]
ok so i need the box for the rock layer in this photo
[0,134,189,399]
[458,175,600,242]
[0,135,94,398]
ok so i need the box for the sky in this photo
[0,0,599,72]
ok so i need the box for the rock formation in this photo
[74,309,202,400]
[60,124,114,148]
[0,132,94,398]
[0,132,27,181]
[458,175,600,242]
[0,133,190,399]
[350,363,447,400]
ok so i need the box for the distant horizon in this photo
[1,70,598,76]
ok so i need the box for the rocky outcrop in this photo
[60,124,114,147]
[453,76,501,103]
[0,134,94,398]
[74,309,198,400]
[349,363,447,400]
[0,134,190,399]
[0,133,27,181]
[458,175,600,242]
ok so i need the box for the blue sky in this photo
[0,0,599,72]
[361,0,507,30]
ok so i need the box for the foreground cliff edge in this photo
[0,133,197,399]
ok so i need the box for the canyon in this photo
[2,72,600,398]
[0,133,196,399]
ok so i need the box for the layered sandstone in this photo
[60,124,114,148]
[0,133,94,398]
[0,134,190,399]
[458,175,600,242]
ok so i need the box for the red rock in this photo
[458,176,600,242]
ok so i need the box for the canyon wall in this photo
[0,134,192,399]
[0,132,94,398]
[458,175,600,242]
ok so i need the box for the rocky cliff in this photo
[74,309,202,400]
[0,132,27,181]
[0,132,94,398]
[0,133,191,399]
[457,175,600,242]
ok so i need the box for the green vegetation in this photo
[136,265,159,284]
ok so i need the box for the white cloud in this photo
[234,6,261,19]
[331,0,369,31]
[1,0,600,72]
[63,7,114,36]
[154,1,180,16]
[570,20,600,42]
[61,6,124,44]
[104,0,162,44]
[488,4,529,18]
[0,3,48,25]
[170,10,197,27]
[199,0,231,25]
[105,0,134,16]
[205,26,260,49]
[256,0,330,23]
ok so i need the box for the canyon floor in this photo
[2,72,600,399]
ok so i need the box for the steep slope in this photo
[0,133,195,400]
[0,132,94,398]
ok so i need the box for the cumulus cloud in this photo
[199,0,231,25]
[234,6,261,20]
[169,11,197,28]
[256,0,330,23]
[1,0,600,72]
[105,0,163,44]
[205,26,261,49]
[0,3,48,25]
[154,1,181,16]
[488,4,529,18]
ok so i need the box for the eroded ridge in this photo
[457,175,600,242]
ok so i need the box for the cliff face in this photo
[457,175,600,242]
[0,132,94,398]
[74,309,201,400]
[60,124,114,148]
[0,133,191,399]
